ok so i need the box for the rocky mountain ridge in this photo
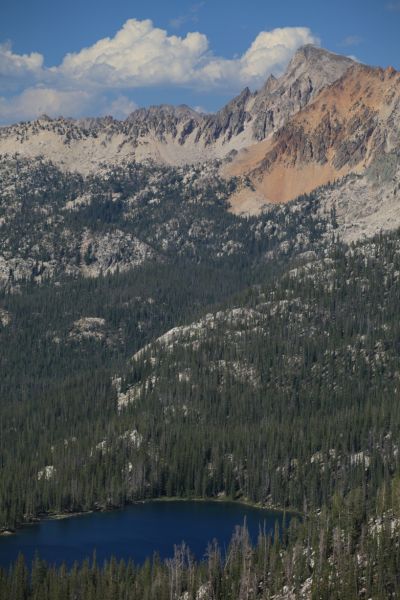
[0,45,354,173]
[227,61,400,214]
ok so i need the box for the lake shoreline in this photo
[0,498,298,570]
[0,494,300,538]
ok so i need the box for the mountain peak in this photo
[227,55,400,214]
[259,74,277,95]
[220,87,252,111]
[37,113,53,122]
[249,46,354,142]
[385,65,397,77]
[288,44,355,74]
[294,44,330,57]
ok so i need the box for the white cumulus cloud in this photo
[0,42,44,91]
[0,88,93,122]
[56,20,318,90]
[0,19,319,123]
[58,19,209,88]
[101,95,138,118]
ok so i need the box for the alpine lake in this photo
[0,500,292,568]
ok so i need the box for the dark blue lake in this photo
[0,501,289,568]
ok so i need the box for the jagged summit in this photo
[126,103,200,119]
[283,44,355,91]
[291,44,347,61]
[385,65,397,76]
[37,113,54,122]
[248,45,354,142]
[258,74,277,95]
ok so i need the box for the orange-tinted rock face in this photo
[385,66,396,78]
[226,64,400,212]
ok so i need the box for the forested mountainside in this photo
[1,224,400,523]
[2,223,400,597]
[0,174,330,527]
[1,44,400,598]
[1,149,399,292]
[0,155,327,289]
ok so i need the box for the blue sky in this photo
[0,0,399,123]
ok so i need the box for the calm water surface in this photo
[0,501,289,568]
